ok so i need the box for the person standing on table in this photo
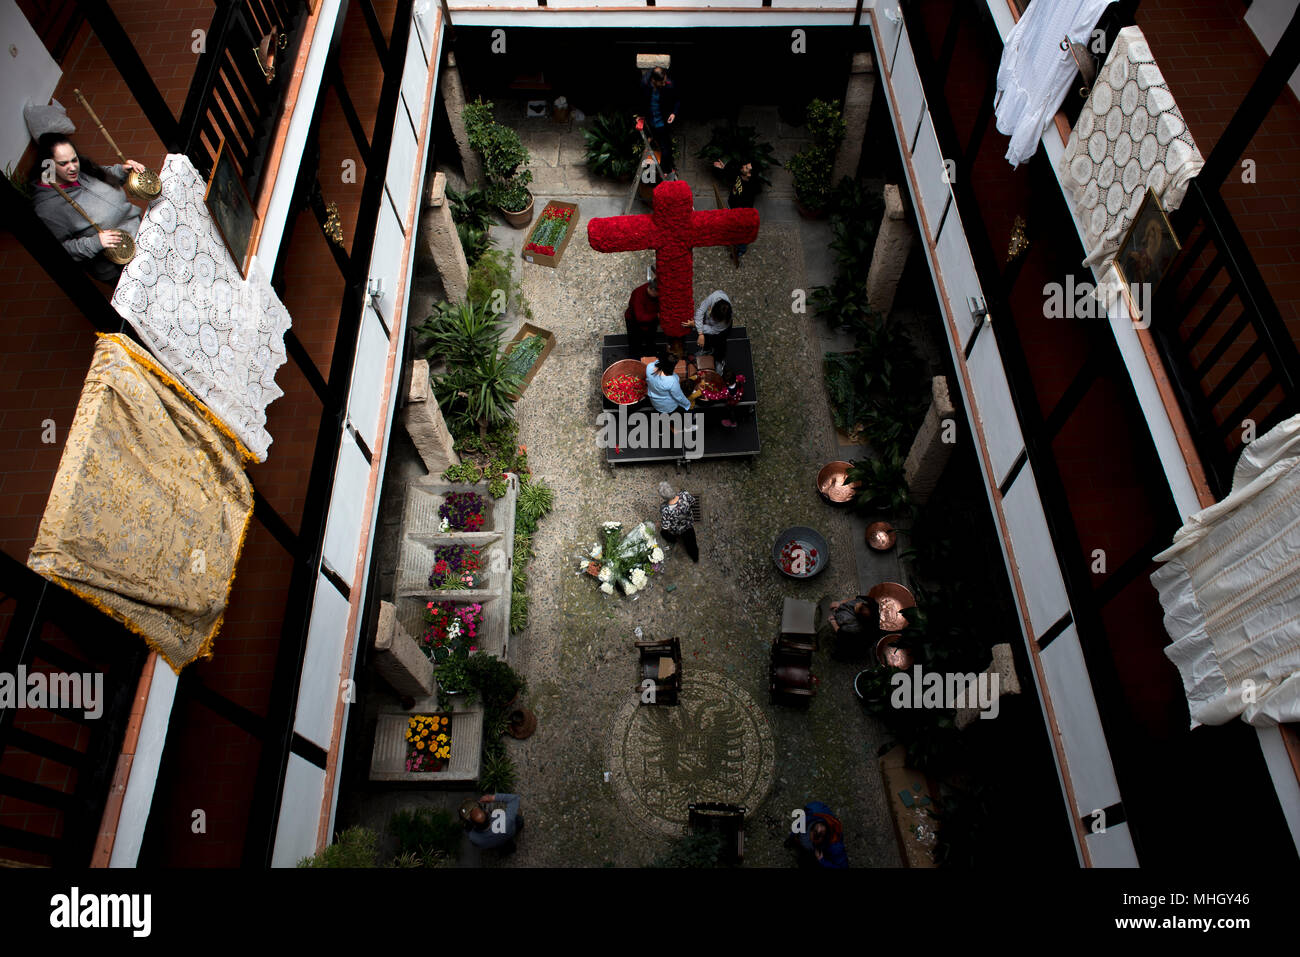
[30,133,146,283]
[624,264,661,359]
[693,290,733,374]
[637,66,681,178]
[658,481,699,563]
[711,156,762,266]
[645,353,693,415]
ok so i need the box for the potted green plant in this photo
[583,112,643,181]
[435,655,474,701]
[463,99,534,228]
[697,122,778,186]
[786,99,846,217]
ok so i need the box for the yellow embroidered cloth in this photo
[28,334,254,673]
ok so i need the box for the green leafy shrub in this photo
[442,461,484,484]
[478,747,517,793]
[488,474,508,499]
[583,112,643,180]
[847,448,912,515]
[786,99,846,212]
[468,247,530,319]
[388,807,463,859]
[516,481,554,534]
[433,350,525,438]
[463,99,533,213]
[447,184,497,267]
[297,826,380,867]
[697,122,778,186]
[415,300,501,367]
[509,589,529,634]
[466,655,527,712]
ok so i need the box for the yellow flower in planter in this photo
[416,740,425,750]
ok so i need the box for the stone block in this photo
[373,600,435,698]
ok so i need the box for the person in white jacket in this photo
[693,289,733,373]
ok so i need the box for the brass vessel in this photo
[73,89,162,201]
[51,184,135,265]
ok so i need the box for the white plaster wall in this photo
[0,0,63,174]
[1245,0,1300,97]
[1039,624,1131,857]
[966,326,1026,487]
[370,198,406,332]
[911,114,950,235]
[108,663,178,867]
[321,434,371,586]
[294,572,353,750]
[934,198,986,352]
[271,753,327,867]
[1001,465,1072,636]
[348,307,391,451]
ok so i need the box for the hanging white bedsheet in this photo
[995,0,1113,169]
[1151,415,1300,728]
[1059,25,1204,267]
[111,154,290,462]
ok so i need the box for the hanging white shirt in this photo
[995,0,1113,168]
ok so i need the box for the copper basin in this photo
[868,582,915,632]
[601,358,648,405]
[817,461,859,504]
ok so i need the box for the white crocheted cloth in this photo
[112,154,290,462]
[1059,26,1204,268]
[995,0,1113,169]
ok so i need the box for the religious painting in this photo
[1113,187,1181,301]
[204,137,256,278]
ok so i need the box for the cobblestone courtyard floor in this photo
[346,109,905,867]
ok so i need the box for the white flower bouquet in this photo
[577,520,665,597]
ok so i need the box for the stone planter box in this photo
[401,483,501,537]
[395,538,504,598]
[396,592,509,660]
[370,696,484,783]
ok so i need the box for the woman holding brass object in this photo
[30,133,144,281]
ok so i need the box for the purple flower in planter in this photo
[438,492,487,531]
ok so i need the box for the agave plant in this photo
[414,300,502,367]
[696,122,778,186]
[583,112,643,180]
[433,348,525,438]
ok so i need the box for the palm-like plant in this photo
[697,122,778,186]
[433,350,524,438]
[414,300,501,367]
[583,112,643,180]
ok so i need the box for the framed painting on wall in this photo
[204,136,256,278]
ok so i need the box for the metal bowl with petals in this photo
[816,461,859,505]
[601,358,648,405]
[773,526,829,578]
[868,582,916,632]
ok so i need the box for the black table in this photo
[600,328,761,466]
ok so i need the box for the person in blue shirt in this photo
[645,354,692,414]
[796,801,849,868]
[464,793,523,851]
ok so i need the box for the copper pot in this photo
[817,461,859,504]
[868,582,916,632]
[601,358,648,405]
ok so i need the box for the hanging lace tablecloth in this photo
[111,154,290,462]
[1059,26,1204,268]
[995,0,1112,169]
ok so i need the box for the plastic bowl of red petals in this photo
[772,526,829,579]
[601,359,648,405]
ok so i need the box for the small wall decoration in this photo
[1113,187,1182,300]
[204,136,256,277]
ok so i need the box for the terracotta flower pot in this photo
[500,192,535,229]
